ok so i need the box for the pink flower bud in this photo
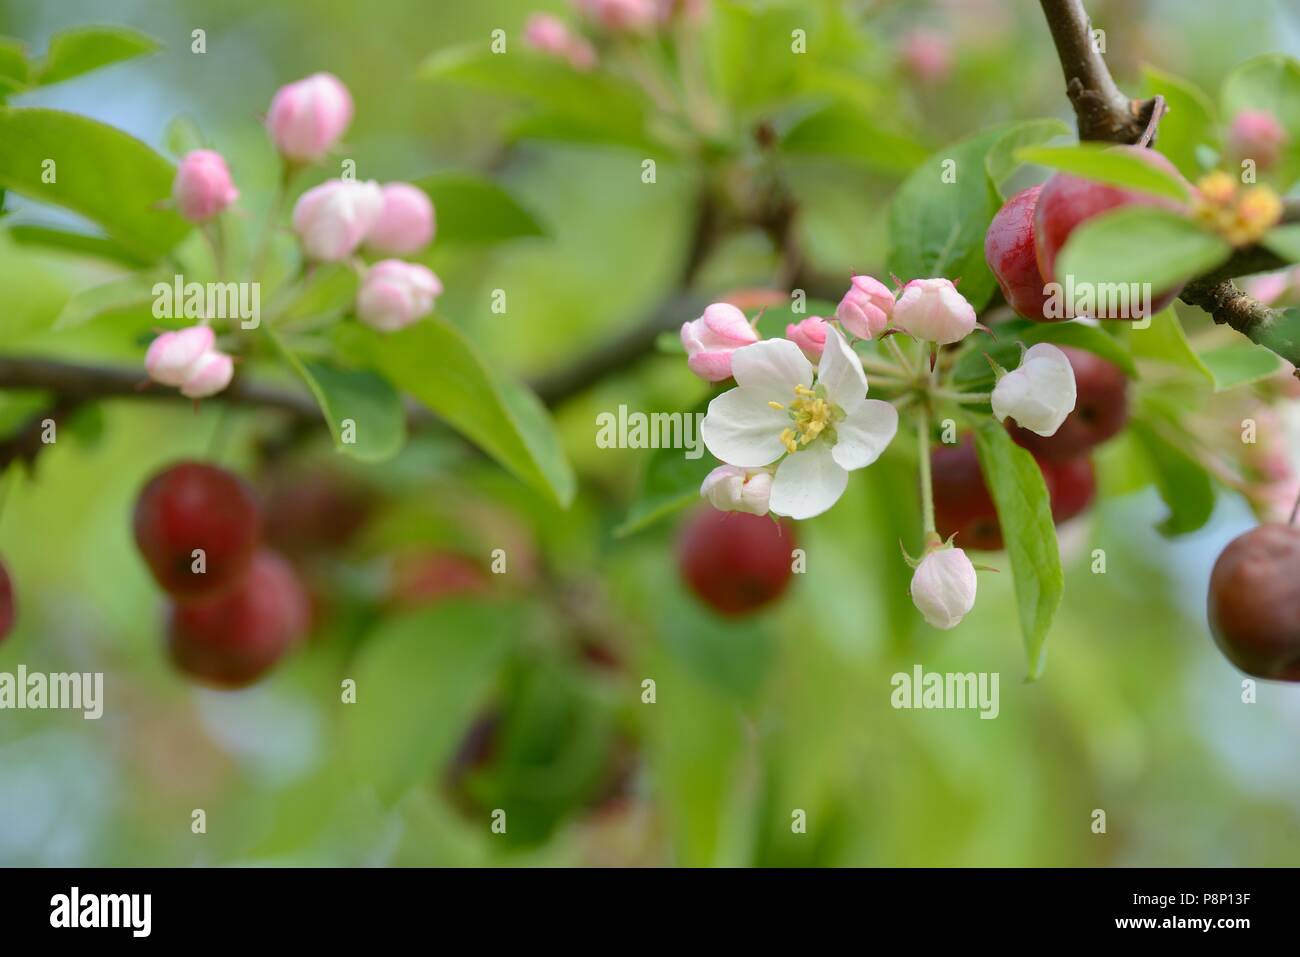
[145,326,216,387]
[900,29,953,86]
[892,278,976,344]
[357,260,443,332]
[1228,109,1288,171]
[172,150,239,223]
[785,316,829,360]
[525,14,598,70]
[266,72,354,162]
[292,179,384,262]
[910,547,977,630]
[835,275,894,340]
[179,350,234,399]
[367,183,435,254]
[680,303,759,382]
[574,0,658,33]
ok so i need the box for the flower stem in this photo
[931,389,992,404]
[249,161,295,284]
[884,336,912,376]
[916,404,936,539]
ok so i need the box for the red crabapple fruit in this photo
[134,461,261,600]
[986,185,1055,322]
[0,559,14,643]
[1207,523,1300,681]
[167,548,310,688]
[678,508,795,616]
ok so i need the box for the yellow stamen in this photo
[768,401,785,410]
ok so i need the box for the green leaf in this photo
[1140,66,1218,180]
[780,102,928,175]
[419,43,652,149]
[984,118,1070,197]
[52,274,162,329]
[886,125,1017,311]
[1129,417,1215,536]
[1262,223,1300,262]
[338,319,575,506]
[266,328,405,462]
[342,602,518,803]
[1197,341,1285,391]
[0,108,190,260]
[616,409,715,537]
[1056,206,1231,294]
[6,224,152,267]
[1129,306,1215,382]
[35,26,159,87]
[163,114,206,158]
[0,37,29,95]
[1014,143,1192,202]
[412,171,546,245]
[973,421,1063,680]
[273,262,358,323]
[1221,54,1300,187]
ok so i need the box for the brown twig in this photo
[1038,0,1300,368]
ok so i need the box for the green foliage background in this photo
[0,0,1298,866]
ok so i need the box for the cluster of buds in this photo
[524,0,710,71]
[145,326,235,399]
[680,269,1078,631]
[1193,171,1283,246]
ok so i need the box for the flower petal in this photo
[768,441,849,519]
[816,326,868,412]
[701,387,790,466]
[730,338,813,399]
[831,399,899,470]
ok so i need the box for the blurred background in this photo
[1,0,1299,866]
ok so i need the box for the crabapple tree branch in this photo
[1038,0,1300,368]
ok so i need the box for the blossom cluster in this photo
[681,273,1079,629]
[148,73,443,400]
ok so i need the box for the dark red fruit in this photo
[986,184,1056,322]
[1010,347,1129,459]
[933,438,1004,551]
[389,551,489,608]
[1040,455,1096,524]
[1207,524,1300,681]
[678,509,794,616]
[1034,146,1187,319]
[134,462,261,600]
[167,548,310,688]
[0,559,14,643]
[933,437,1096,550]
[263,469,372,558]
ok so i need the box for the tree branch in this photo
[1038,0,1300,368]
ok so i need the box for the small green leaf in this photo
[1129,306,1215,382]
[616,413,715,537]
[342,602,518,803]
[273,262,358,324]
[1198,341,1286,391]
[1057,206,1231,294]
[36,26,160,87]
[1140,66,1218,180]
[984,118,1070,197]
[420,43,651,149]
[163,114,206,158]
[412,171,546,245]
[1262,223,1300,262]
[1014,143,1192,202]
[338,319,575,506]
[52,274,162,329]
[0,37,29,95]
[780,102,929,175]
[6,224,152,267]
[267,328,405,462]
[0,108,190,260]
[1129,417,1215,536]
[973,421,1063,680]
